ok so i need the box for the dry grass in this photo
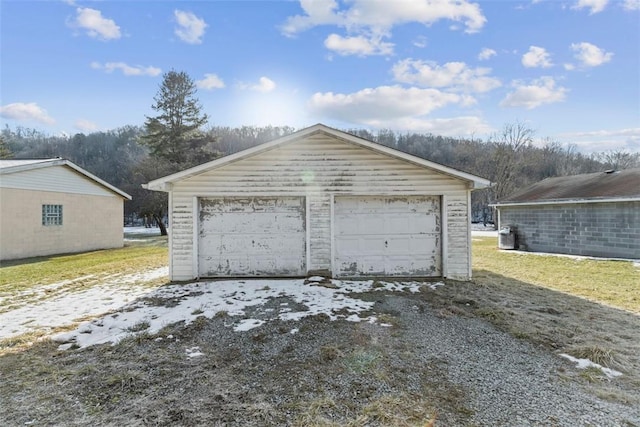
[293,394,437,427]
[568,345,622,369]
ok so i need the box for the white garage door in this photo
[334,196,441,277]
[198,197,306,277]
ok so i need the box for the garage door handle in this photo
[385,240,388,247]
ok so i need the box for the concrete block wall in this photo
[0,187,124,260]
[499,201,640,259]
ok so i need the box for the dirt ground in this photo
[1,272,639,426]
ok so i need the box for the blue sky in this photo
[1,0,639,153]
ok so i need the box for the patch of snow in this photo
[306,276,326,282]
[185,346,205,358]
[471,228,498,237]
[429,282,445,290]
[559,353,623,379]
[235,318,266,332]
[290,328,299,334]
[123,226,164,235]
[53,278,428,350]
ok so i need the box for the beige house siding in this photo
[0,165,116,197]
[168,133,472,280]
[0,187,124,260]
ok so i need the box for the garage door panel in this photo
[335,236,386,255]
[199,197,305,277]
[334,196,441,277]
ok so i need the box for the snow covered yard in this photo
[0,267,168,340]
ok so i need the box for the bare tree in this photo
[487,122,535,201]
[593,149,640,170]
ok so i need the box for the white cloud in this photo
[196,74,225,90]
[363,116,494,136]
[74,119,98,132]
[174,10,207,44]
[324,33,394,56]
[558,128,640,152]
[70,7,121,40]
[623,0,640,10]
[237,77,276,93]
[500,77,568,109]
[0,102,55,125]
[572,0,609,14]
[563,128,640,138]
[392,59,501,93]
[91,62,161,76]
[570,42,613,67]
[281,0,487,37]
[478,47,496,61]
[521,46,553,68]
[308,85,468,124]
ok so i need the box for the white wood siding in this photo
[0,166,115,197]
[170,134,471,280]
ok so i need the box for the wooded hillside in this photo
[2,124,638,225]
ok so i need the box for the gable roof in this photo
[144,123,491,191]
[494,168,640,206]
[0,158,132,200]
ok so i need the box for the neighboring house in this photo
[145,123,490,281]
[0,158,132,261]
[492,169,640,259]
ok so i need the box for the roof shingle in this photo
[497,168,640,204]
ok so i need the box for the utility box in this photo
[498,226,516,250]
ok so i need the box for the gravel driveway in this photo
[380,295,637,426]
[2,279,638,426]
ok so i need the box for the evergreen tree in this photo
[141,70,213,165]
[0,135,13,159]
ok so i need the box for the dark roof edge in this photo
[491,196,640,207]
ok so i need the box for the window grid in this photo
[42,204,63,226]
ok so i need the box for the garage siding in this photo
[169,133,471,280]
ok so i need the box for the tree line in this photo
[1,70,638,230]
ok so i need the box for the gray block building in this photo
[492,169,640,259]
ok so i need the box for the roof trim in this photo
[491,197,640,208]
[0,158,132,200]
[145,123,491,191]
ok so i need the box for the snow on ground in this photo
[0,267,168,340]
[123,226,164,235]
[560,353,623,379]
[471,224,498,238]
[53,279,438,350]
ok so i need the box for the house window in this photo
[42,204,63,226]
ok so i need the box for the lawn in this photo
[0,234,168,296]
[472,236,639,313]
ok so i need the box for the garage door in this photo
[333,196,441,277]
[198,197,306,277]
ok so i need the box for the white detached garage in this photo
[145,124,490,281]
